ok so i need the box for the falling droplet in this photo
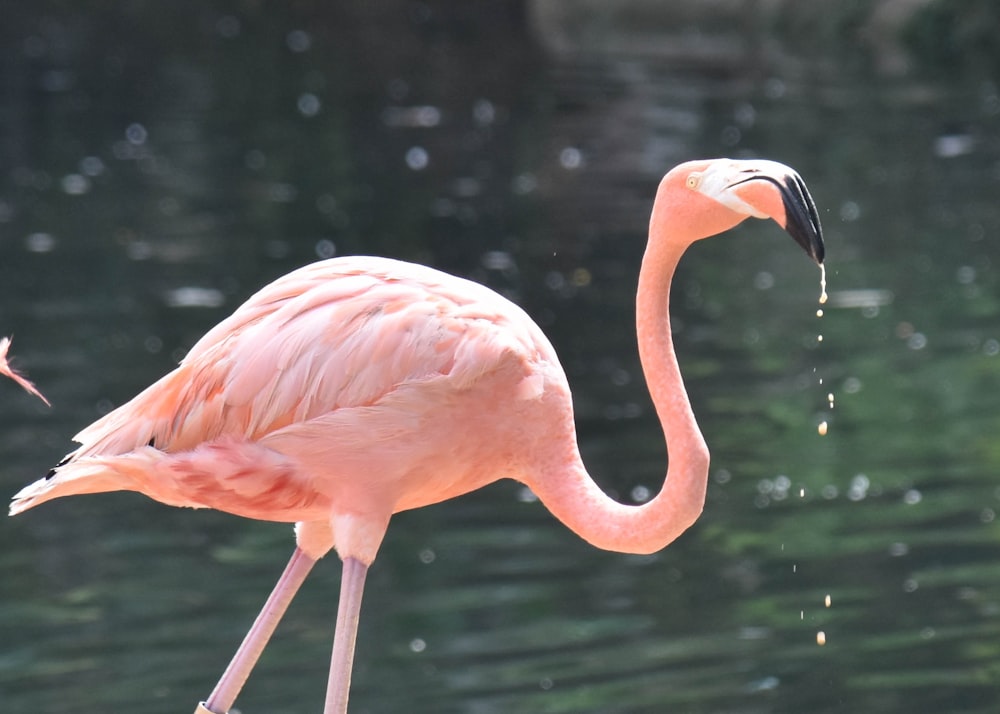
[818,421,828,436]
[816,631,827,646]
[819,263,828,304]
[817,334,824,343]
[827,392,835,409]
[825,594,832,608]
[816,308,824,317]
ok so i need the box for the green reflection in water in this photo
[2,3,1000,714]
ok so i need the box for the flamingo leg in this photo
[197,546,317,714]
[325,556,369,714]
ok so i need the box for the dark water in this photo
[2,3,999,713]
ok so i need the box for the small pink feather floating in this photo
[0,336,50,406]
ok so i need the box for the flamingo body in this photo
[12,257,567,561]
[10,158,824,714]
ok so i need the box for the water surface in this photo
[2,3,999,713]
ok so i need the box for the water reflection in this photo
[3,3,1000,714]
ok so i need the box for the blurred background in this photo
[2,1,999,712]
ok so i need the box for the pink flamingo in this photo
[0,336,50,406]
[10,158,823,713]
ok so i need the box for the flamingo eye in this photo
[685,172,702,190]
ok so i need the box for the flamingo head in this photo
[659,158,825,265]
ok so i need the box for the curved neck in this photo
[526,203,709,555]
[634,222,710,531]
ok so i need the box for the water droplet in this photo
[60,174,90,196]
[517,486,538,503]
[907,332,927,350]
[559,147,583,170]
[753,271,775,290]
[297,93,321,117]
[405,146,429,170]
[848,474,870,501]
[286,30,312,53]
[512,173,537,195]
[472,98,496,126]
[839,201,861,222]
[315,239,337,259]
[125,122,148,145]
[163,287,226,309]
[631,485,651,503]
[748,675,780,692]
[817,421,828,436]
[903,488,922,505]
[80,156,105,176]
[24,232,57,253]
[956,265,976,284]
[933,133,974,158]
[481,250,515,271]
[888,542,909,557]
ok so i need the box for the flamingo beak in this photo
[726,164,825,265]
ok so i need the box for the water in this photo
[2,3,1000,713]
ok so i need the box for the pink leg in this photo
[324,556,369,714]
[198,546,317,714]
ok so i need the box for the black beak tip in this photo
[788,226,824,266]
[780,174,825,266]
[809,234,825,265]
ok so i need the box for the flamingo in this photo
[10,158,824,714]
[1,336,50,406]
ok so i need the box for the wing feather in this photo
[68,256,554,463]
